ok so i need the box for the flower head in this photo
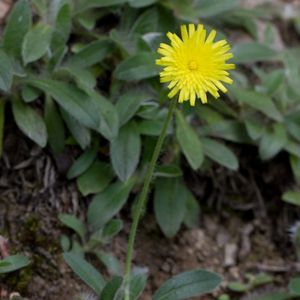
[156,24,235,106]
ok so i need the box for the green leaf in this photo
[202,138,238,170]
[0,101,5,158]
[136,103,160,121]
[50,3,72,68]
[60,235,71,252]
[63,252,105,295]
[289,277,300,295]
[285,112,300,143]
[75,0,128,12]
[67,39,114,68]
[131,7,158,34]
[3,0,32,57]
[259,123,287,160]
[261,70,284,96]
[251,273,273,287]
[0,50,13,92]
[22,24,52,64]
[77,161,114,196]
[110,29,138,56]
[285,141,300,159]
[101,219,123,241]
[183,192,200,229]
[200,120,251,143]
[176,110,204,170]
[232,42,277,64]
[153,269,222,300]
[74,68,96,89]
[154,164,182,178]
[60,108,91,149]
[129,0,157,7]
[100,277,123,300]
[45,96,65,154]
[90,91,119,141]
[67,142,98,179]
[96,252,121,275]
[290,155,300,183]
[29,79,100,130]
[12,98,47,147]
[110,122,141,182]
[154,178,188,238]
[129,269,148,300]
[0,255,30,273]
[57,66,96,90]
[229,86,282,122]
[245,117,265,141]
[114,52,159,81]
[208,100,238,118]
[282,191,300,206]
[31,0,48,18]
[76,10,99,31]
[138,118,166,136]
[88,180,134,231]
[59,214,86,242]
[228,282,250,292]
[116,90,149,126]
[250,292,292,300]
[22,86,41,103]
[196,0,237,18]
[196,106,224,125]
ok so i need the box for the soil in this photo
[1,124,299,300]
[92,145,300,300]
[1,0,300,300]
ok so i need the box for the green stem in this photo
[123,99,177,300]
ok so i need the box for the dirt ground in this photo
[1,0,300,300]
[1,125,299,300]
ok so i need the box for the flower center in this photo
[188,60,198,70]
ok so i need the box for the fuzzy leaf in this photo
[0,255,30,273]
[12,98,47,147]
[110,122,141,182]
[0,101,5,158]
[45,97,65,154]
[115,52,159,81]
[60,108,91,149]
[230,86,282,122]
[67,39,114,68]
[67,141,98,179]
[232,42,277,64]
[22,24,52,64]
[259,123,287,160]
[63,252,105,295]
[154,178,188,238]
[29,79,100,130]
[77,161,114,196]
[282,191,300,206]
[59,214,86,242]
[203,138,238,170]
[176,110,203,170]
[3,0,32,57]
[153,269,221,300]
[0,50,13,92]
[88,180,134,230]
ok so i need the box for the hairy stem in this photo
[123,99,177,300]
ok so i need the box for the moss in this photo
[18,215,45,246]
[0,263,34,294]
[8,267,34,293]
[2,214,62,294]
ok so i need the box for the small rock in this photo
[161,261,171,273]
[224,243,238,267]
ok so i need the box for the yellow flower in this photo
[156,24,235,106]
